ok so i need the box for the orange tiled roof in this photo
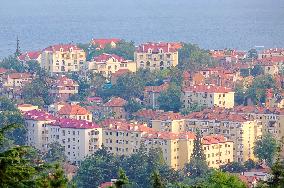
[58,104,90,116]
[202,135,231,145]
[104,97,127,107]
[8,72,32,79]
[144,83,169,93]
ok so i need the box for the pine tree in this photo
[185,130,209,178]
[114,168,130,188]
[151,170,165,188]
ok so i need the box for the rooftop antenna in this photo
[15,36,21,56]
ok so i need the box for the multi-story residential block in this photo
[103,97,127,119]
[90,38,121,49]
[202,135,234,168]
[143,83,169,109]
[184,110,259,163]
[87,53,136,78]
[18,51,42,64]
[24,110,56,152]
[49,76,79,102]
[24,109,102,164]
[181,85,235,109]
[57,103,92,122]
[134,42,180,71]
[48,118,102,164]
[41,44,86,74]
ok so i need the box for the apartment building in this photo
[184,110,258,163]
[87,53,136,78]
[101,119,233,170]
[24,109,102,164]
[57,103,92,122]
[24,110,56,152]
[181,85,235,109]
[48,118,102,164]
[202,135,234,168]
[49,76,79,102]
[258,48,284,59]
[143,83,169,109]
[134,42,180,71]
[41,44,86,74]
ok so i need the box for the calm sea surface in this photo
[0,0,284,58]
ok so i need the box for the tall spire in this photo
[15,36,21,56]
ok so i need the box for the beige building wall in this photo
[135,51,178,71]
[48,125,102,164]
[41,46,86,74]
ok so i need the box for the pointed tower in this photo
[15,36,21,56]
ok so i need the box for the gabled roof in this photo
[24,109,55,121]
[54,76,79,87]
[136,42,180,53]
[144,83,169,93]
[93,53,125,62]
[58,104,90,115]
[183,85,233,93]
[43,44,83,52]
[91,38,121,48]
[104,97,127,107]
[8,72,32,79]
[18,51,41,61]
[51,118,100,129]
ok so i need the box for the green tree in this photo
[125,99,143,116]
[22,78,53,106]
[251,65,264,77]
[220,162,245,173]
[202,170,246,188]
[151,170,165,188]
[181,103,205,115]
[114,168,131,188]
[178,43,217,71]
[0,55,25,72]
[247,49,258,60]
[157,83,182,112]
[44,142,67,164]
[26,60,41,74]
[234,83,246,105]
[254,134,278,166]
[246,75,277,104]
[185,130,209,178]
[244,159,257,170]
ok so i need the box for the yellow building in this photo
[181,85,235,109]
[41,44,86,74]
[202,135,234,168]
[87,53,136,78]
[134,42,180,71]
[184,110,259,163]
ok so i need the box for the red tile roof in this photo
[93,53,125,62]
[143,131,195,140]
[104,97,127,107]
[136,42,180,53]
[24,110,56,121]
[144,83,169,93]
[51,118,100,129]
[202,135,231,145]
[18,51,41,61]
[8,73,32,79]
[91,38,121,48]
[99,182,113,188]
[58,104,91,116]
[183,85,233,93]
[133,109,182,121]
[0,68,7,74]
[261,48,284,54]
[111,69,130,78]
[43,44,83,52]
[55,76,79,87]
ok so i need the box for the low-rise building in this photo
[134,42,180,71]
[181,85,235,109]
[90,38,121,49]
[18,51,42,64]
[103,97,127,119]
[57,103,92,122]
[49,76,79,102]
[3,72,33,88]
